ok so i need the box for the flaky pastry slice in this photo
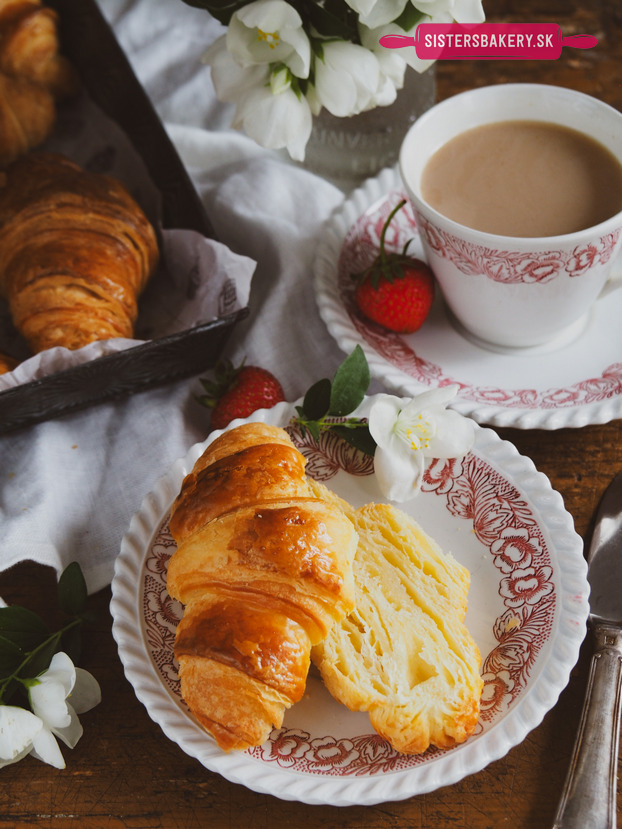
[309,480,483,755]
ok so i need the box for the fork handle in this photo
[553,624,622,829]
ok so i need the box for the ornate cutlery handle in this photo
[553,624,622,829]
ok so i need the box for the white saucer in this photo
[314,166,622,429]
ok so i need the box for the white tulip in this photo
[313,40,382,117]
[368,386,475,502]
[227,0,311,78]
[28,652,101,770]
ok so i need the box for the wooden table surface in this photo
[2,0,622,826]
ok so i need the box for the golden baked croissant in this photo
[309,480,483,755]
[0,151,159,353]
[166,423,358,752]
[0,0,76,97]
[0,0,76,167]
[0,71,54,168]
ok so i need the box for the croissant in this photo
[0,151,159,353]
[0,0,75,167]
[166,423,358,752]
[0,70,54,168]
[0,0,76,97]
[309,479,483,755]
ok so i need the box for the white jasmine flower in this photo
[227,0,311,78]
[0,705,42,769]
[28,652,101,770]
[368,386,475,502]
[313,40,381,117]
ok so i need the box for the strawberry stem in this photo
[378,199,407,264]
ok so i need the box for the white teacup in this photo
[399,84,622,351]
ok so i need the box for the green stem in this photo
[0,617,82,703]
[378,199,406,265]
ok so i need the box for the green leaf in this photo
[293,0,360,41]
[328,346,371,416]
[58,562,88,617]
[393,5,426,32]
[0,634,24,679]
[61,624,82,665]
[302,378,331,421]
[0,606,48,650]
[331,424,377,456]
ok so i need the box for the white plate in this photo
[110,399,588,806]
[314,166,622,429]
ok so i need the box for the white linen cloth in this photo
[0,0,378,594]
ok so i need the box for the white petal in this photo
[69,669,102,715]
[238,85,312,160]
[352,0,409,28]
[44,652,76,696]
[30,727,65,770]
[405,384,459,416]
[368,394,403,448]
[314,42,380,116]
[0,706,42,766]
[52,704,84,749]
[30,679,71,730]
[427,410,476,458]
[374,441,425,502]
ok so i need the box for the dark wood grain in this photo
[1,0,621,826]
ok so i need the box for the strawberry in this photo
[197,360,285,430]
[353,199,435,334]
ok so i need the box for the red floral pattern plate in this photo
[314,166,622,430]
[110,399,588,806]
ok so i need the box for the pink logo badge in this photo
[379,23,598,60]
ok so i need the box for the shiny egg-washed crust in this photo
[0,0,77,167]
[167,423,358,752]
[0,152,159,354]
[309,479,483,756]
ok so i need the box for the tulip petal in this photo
[52,704,84,749]
[70,669,102,715]
[31,727,65,770]
[0,706,42,767]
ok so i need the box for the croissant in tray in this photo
[166,423,358,752]
[0,151,159,353]
[0,0,76,167]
